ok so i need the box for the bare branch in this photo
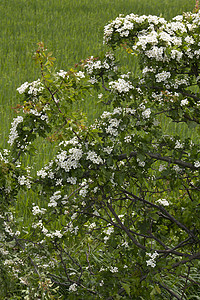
[156,282,181,300]
[107,202,146,250]
[118,151,196,170]
[172,252,200,269]
[123,189,196,239]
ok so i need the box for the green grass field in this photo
[0,0,195,148]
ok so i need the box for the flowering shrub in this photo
[1,9,200,299]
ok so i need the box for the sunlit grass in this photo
[0,0,195,148]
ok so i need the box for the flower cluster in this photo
[56,147,83,173]
[103,13,166,44]
[69,283,77,292]
[146,251,159,268]
[18,175,31,189]
[32,204,47,215]
[8,116,24,146]
[86,151,103,164]
[28,109,49,123]
[156,199,169,206]
[84,53,115,75]
[109,77,133,93]
[17,79,44,96]
[48,191,62,207]
[102,11,200,121]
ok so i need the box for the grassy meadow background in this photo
[0,0,195,147]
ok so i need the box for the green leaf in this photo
[121,282,131,296]
[187,121,198,129]
[150,285,161,299]
[155,285,161,294]
[115,295,123,300]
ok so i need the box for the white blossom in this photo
[171,49,183,61]
[0,248,9,255]
[52,230,63,238]
[121,241,129,248]
[142,108,151,119]
[56,147,83,172]
[109,78,133,93]
[185,36,195,44]
[137,158,145,167]
[159,164,166,172]
[136,31,158,50]
[99,280,104,286]
[93,210,100,216]
[37,169,48,178]
[17,82,29,94]
[55,178,63,186]
[103,146,113,154]
[101,111,112,119]
[104,226,114,236]
[67,177,77,185]
[32,205,47,215]
[75,71,85,79]
[173,165,182,172]
[194,161,200,168]
[79,181,89,198]
[113,107,123,114]
[180,99,188,106]
[124,135,132,143]
[71,213,77,220]
[155,71,171,82]
[156,199,169,206]
[48,191,62,207]
[18,175,31,189]
[86,151,103,164]
[69,283,77,292]
[27,79,44,96]
[89,76,98,84]
[174,140,183,149]
[8,116,24,145]
[146,251,159,268]
[98,93,103,99]
[105,118,122,136]
[145,46,165,61]
[110,266,118,273]
[57,70,67,78]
